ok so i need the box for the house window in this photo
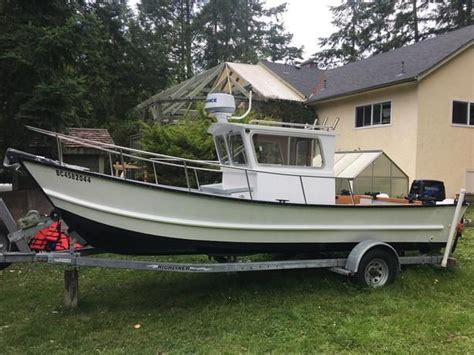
[355,101,391,128]
[452,100,474,126]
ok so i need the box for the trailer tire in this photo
[0,231,11,270]
[356,248,398,288]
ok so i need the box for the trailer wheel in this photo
[356,248,398,288]
[0,231,11,271]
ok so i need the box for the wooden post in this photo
[64,268,79,308]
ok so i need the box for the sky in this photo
[265,0,336,58]
[127,0,337,59]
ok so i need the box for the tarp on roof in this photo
[334,151,384,179]
[227,62,303,101]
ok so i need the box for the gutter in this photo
[306,78,417,105]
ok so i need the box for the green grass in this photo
[1,209,473,354]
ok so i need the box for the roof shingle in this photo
[64,128,114,147]
[260,60,325,98]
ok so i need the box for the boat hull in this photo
[58,209,447,255]
[6,149,465,255]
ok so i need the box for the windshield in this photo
[215,135,229,165]
[228,133,247,165]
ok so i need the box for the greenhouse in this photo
[334,150,409,197]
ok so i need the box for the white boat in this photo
[3,94,467,256]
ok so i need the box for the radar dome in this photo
[204,93,236,122]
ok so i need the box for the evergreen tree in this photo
[0,0,171,154]
[433,0,473,33]
[137,0,196,82]
[0,0,94,151]
[314,0,473,67]
[195,0,302,69]
[314,0,373,67]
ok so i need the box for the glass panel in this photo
[353,177,372,195]
[391,178,408,197]
[356,107,364,127]
[253,134,287,165]
[297,140,310,165]
[312,139,323,167]
[335,178,347,194]
[452,101,468,124]
[373,104,381,125]
[228,134,247,165]
[470,103,474,126]
[215,136,229,165]
[363,105,372,126]
[359,165,372,177]
[253,134,323,167]
[391,163,406,178]
[381,102,391,124]
[372,177,391,195]
[373,154,391,176]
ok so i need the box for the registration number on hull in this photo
[56,169,91,183]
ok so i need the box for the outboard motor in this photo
[408,180,446,203]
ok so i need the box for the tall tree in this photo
[313,0,373,67]
[137,0,199,82]
[195,0,302,69]
[314,0,473,68]
[433,0,473,33]
[0,0,171,154]
[0,0,95,150]
[388,0,431,48]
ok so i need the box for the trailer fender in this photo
[345,240,400,274]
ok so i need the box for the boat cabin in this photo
[201,95,336,204]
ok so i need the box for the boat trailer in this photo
[0,190,467,308]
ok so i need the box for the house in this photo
[302,25,474,197]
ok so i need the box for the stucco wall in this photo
[314,83,419,183]
[417,46,474,197]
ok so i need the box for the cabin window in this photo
[214,135,229,165]
[355,101,391,128]
[228,133,247,165]
[252,134,323,167]
[452,100,474,126]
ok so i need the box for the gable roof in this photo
[227,62,304,101]
[64,128,114,148]
[260,60,325,98]
[307,25,474,104]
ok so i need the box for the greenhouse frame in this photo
[334,150,409,197]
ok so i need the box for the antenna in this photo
[229,91,252,121]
